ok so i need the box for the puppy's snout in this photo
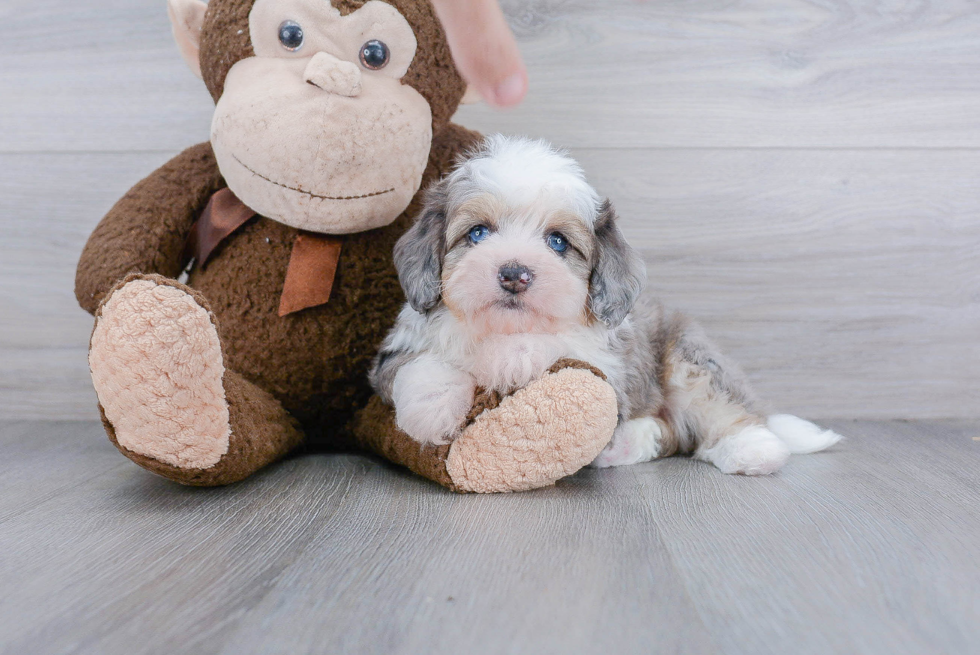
[498,263,533,294]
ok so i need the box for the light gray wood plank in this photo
[0,422,711,655]
[611,418,980,655]
[0,421,125,523]
[0,435,368,654]
[0,152,176,421]
[464,0,980,147]
[0,0,213,153]
[2,150,976,420]
[2,420,977,654]
[2,0,980,151]
[577,148,980,419]
[213,464,715,655]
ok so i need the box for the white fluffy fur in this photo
[696,425,791,476]
[449,135,601,227]
[386,304,627,396]
[767,414,843,454]
[592,417,664,468]
[391,355,476,446]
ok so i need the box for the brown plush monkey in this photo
[75,0,618,493]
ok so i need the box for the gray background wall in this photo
[1,0,977,420]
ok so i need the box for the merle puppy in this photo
[370,135,840,475]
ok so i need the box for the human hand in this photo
[431,0,528,107]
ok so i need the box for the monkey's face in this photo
[211,0,432,234]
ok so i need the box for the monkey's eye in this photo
[359,40,390,70]
[278,21,304,51]
[468,225,491,244]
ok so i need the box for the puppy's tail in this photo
[766,414,843,454]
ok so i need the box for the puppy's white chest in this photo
[468,333,568,392]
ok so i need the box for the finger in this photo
[431,0,528,107]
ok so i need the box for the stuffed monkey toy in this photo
[75,0,618,493]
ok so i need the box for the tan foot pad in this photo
[90,274,231,469]
[446,360,618,493]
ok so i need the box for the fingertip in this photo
[431,0,527,109]
[488,71,528,108]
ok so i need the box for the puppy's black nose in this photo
[498,263,533,294]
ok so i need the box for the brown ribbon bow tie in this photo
[186,187,343,317]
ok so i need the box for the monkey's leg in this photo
[90,274,304,486]
[352,360,618,493]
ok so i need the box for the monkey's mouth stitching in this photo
[233,155,395,200]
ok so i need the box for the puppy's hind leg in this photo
[697,424,790,476]
[662,320,790,476]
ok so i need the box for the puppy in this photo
[370,135,841,475]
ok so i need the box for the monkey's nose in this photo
[304,52,362,97]
[498,263,533,294]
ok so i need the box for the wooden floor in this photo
[1,419,978,654]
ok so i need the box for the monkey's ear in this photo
[393,183,450,313]
[167,0,208,79]
[589,200,646,328]
[460,85,482,105]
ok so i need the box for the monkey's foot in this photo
[445,360,617,492]
[355,360,617,493]
[90,274,231,470]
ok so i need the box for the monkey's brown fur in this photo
[76,0,617,490]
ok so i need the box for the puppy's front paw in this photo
[592,417,664,468]
[392,359,476,446]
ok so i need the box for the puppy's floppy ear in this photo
[589,200,646,327]
[394,181,449,313]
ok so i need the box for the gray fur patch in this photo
[589,200,646,327]
[393,181,449,313]
[369,347,416,405]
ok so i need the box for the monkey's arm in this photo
[75,142,225,315]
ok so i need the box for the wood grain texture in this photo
[3,149,976,420]
[0,0,213,153]
[2,0,979,152]
[1,0,978,418]
[0,152,177,420]
[623,418,980,654]
[460,0,980,148]
[579,148,980,419]
[1,419,978,654]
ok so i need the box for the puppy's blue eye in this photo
[468,225,491,244]
[547,232,569,253]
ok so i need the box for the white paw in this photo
[698,425,790,476]
[392,357,476,446]
[592,417,664,468]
